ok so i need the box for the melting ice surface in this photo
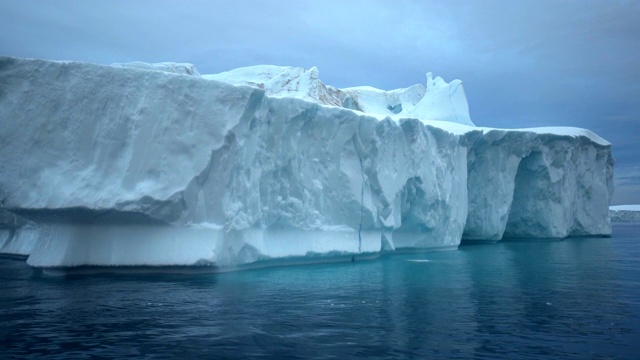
[0,57,614,269]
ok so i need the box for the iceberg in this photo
[0,57,614,270]
[609,205,640,223]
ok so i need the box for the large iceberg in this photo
[0,57,614,270]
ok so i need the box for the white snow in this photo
[0,57,614,269]
[202,65,346,109]
[403,73,473,126]
[203,65,475,126]
[341,84,426,118]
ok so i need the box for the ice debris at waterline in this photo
[0,57,614,270]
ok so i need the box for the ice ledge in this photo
[480,126,610,146]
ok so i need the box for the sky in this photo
[1,0,639,204]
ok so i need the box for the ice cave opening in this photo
[503,151,556,239]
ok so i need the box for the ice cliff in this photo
[0,57,614,270]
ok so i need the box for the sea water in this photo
[1,224,639,359]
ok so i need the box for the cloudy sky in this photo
[1,0,638,204]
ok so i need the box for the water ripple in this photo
[1,225,639,359]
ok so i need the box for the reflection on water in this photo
[1,224,639,359]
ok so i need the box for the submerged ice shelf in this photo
[0,57,614,270]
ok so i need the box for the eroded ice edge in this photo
[0,58,614,271]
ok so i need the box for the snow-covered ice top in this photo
[203,65,475,126]
[103,62,612,140]
[478,126,608,146]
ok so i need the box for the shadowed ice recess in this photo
[0,57,614,270]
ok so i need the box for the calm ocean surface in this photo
[1,224,639,359]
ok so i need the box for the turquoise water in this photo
[1,224,639,359]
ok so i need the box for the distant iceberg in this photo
[0,57,614,270]
[610,205,640,222]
